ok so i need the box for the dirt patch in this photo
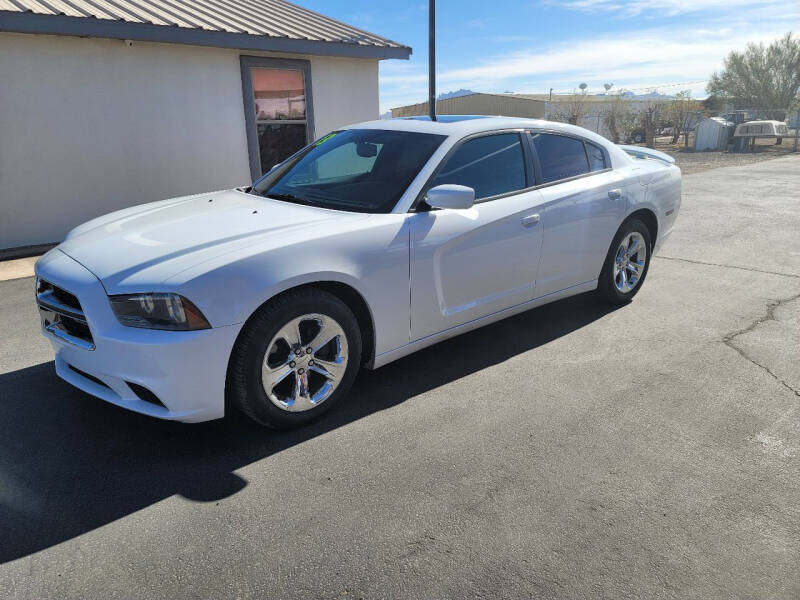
[641,134,799,174]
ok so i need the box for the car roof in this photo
[342,115,612,144]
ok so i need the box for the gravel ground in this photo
[650,134,799,174]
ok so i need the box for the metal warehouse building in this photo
[391,93,546,120]
[0,0,409,252]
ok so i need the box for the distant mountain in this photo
[635,90,675,99]
[595,90,675,100]
[437,89,476,100]
[387,89,477,114]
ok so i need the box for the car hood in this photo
[59,189,368,288]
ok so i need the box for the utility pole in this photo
[428,0,436,121]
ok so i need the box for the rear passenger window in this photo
[531,133,589,183]
[431,133,526,200]
[586,142,606,171]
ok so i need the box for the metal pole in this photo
[428,0,436,121]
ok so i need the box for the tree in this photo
[702,94,724,113]
[617,106,639,143]
[602,91,633,143]
[549,88,591,125]
[639,97,662,149]
[707,32,800,119]
[664,91,702,147]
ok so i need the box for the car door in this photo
[527,132,627,298]
[409,131,545,341]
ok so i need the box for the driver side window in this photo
[431,133,527,200]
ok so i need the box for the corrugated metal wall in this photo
[391,94,545,119]
[694,119,732,151]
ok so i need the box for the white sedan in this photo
[35,116,681,428]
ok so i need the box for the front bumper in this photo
[35,249,240,423]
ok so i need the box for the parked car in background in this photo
[35,116,681,428]
[627,128,646,144]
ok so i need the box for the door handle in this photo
[608,189,622,200]
[521,213,540,227]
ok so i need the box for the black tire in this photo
[227,288,362,429]
[632,132,644,144]
[596,218,653,305]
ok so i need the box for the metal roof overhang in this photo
[0,12,412,60]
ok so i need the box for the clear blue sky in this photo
[296,0,797,112]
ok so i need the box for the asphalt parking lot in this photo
[1,155,799,599]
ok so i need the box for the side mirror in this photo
[425,184,475,210]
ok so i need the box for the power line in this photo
[541,80,710,95]
[620,80,708,92]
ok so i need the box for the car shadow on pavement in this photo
[0,292,620,563]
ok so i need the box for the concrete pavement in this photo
[1,156,799,599]
[0,257,37,282]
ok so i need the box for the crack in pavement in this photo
[722,292,800,398]
[656,255,800,279]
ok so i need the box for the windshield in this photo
[253,129,446,213]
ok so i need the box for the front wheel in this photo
[227,289,362,429]
[596,219,652,305]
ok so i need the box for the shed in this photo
[0,1,410,252]
[693,117,734,151]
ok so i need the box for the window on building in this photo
[241,58,313,179]
[430,133,527,200]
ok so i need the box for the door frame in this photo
[239,55,316,181]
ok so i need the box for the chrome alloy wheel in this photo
[613,231,647,293]
[261,313,349,412]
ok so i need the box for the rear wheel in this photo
[596,218,652,305]
[227,289,361,429]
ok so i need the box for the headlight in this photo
[109,293,211,330]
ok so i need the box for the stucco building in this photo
[0,1,409,252]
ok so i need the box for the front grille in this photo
[50,285,81,312]
[36,277,95,349]
[60,315,92,340]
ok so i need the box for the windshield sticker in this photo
[314,132,339,146]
